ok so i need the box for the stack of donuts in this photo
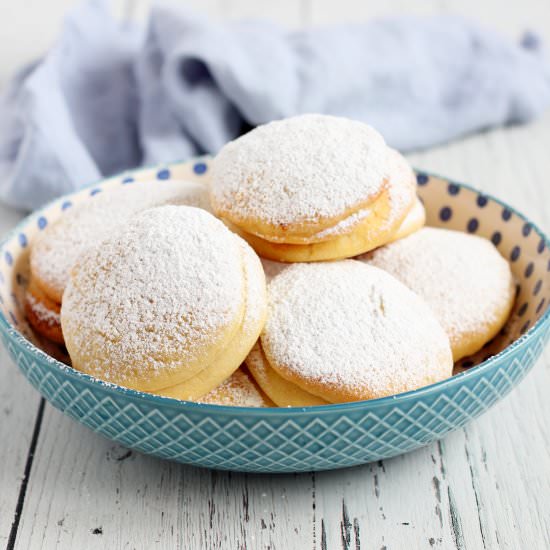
[26,114,515,407]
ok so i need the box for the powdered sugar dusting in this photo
[199,369,269,407]
[261,258,289,282]
[240,241,268,335]
[210,114,388,226]
[312,207,374,239]
[261,261,452,401]
[31,180,210,301]
[61,206,244,389]
[26,292,60,326]
[312,149,415,239]
[363,227,515,346]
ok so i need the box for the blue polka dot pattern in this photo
[476,195,488,208]
[448,183,460,195]
[90,188,102,196]
[537,238,545,254]
[522,223,532,237]
[193,162,208,175]
[525,262,534,278]
[533,280,542,296]
[18,233,27,248]
[536,298,546,314]
[4,251,12,266]
[416,173,429,186]
[518,302,528,317]
[467,218,479,233]
[439,206,452,222]
[37,216,47,230]
[157,168,170,180]
[502,208,512,221]
[510,246,521,262]
[61,200,72,211]
[491,231,502,246]
[122,177,135,184]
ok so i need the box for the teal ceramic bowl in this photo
[0,159,549,473]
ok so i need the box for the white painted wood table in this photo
[1,1,550,549]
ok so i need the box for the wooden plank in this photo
[0,205,43,547]
[13,405,316,549]
[0,349,43,548]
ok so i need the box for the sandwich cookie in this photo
[210,115,418,262]
[257,261,453,403]
[61,206,266,394]
[362,227,515,361]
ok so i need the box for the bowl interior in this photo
[0,161,549,387]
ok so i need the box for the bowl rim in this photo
[0,160,548,417]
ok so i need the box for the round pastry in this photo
[30,179,210,304]
[61,206,265,393]
[154,240,267,400]
[198,368,274,407]
[246,342,329,407]
[25,277,63,344]
[210,115,418,261]
[361,227,515,361]
[260,261,453,403]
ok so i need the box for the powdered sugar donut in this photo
[261,261,453,403]
[61,206,251,392]
[362,227,515,361]
[210,115,418,261]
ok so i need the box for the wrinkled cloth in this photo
[1,0,549,210]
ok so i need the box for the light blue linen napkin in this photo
[1,0,549,210]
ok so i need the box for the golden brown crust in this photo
[25,276,64,344]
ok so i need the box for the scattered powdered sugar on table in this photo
[210,114,389,226]
[362,227,515,344]
[61,206,244,387]
[26,292,60,326]
[261,261,452,400]
[199,369,268,407]
[31,180,210,302]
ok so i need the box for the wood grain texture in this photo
[1,0,550,548]
[0,212,43,547]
